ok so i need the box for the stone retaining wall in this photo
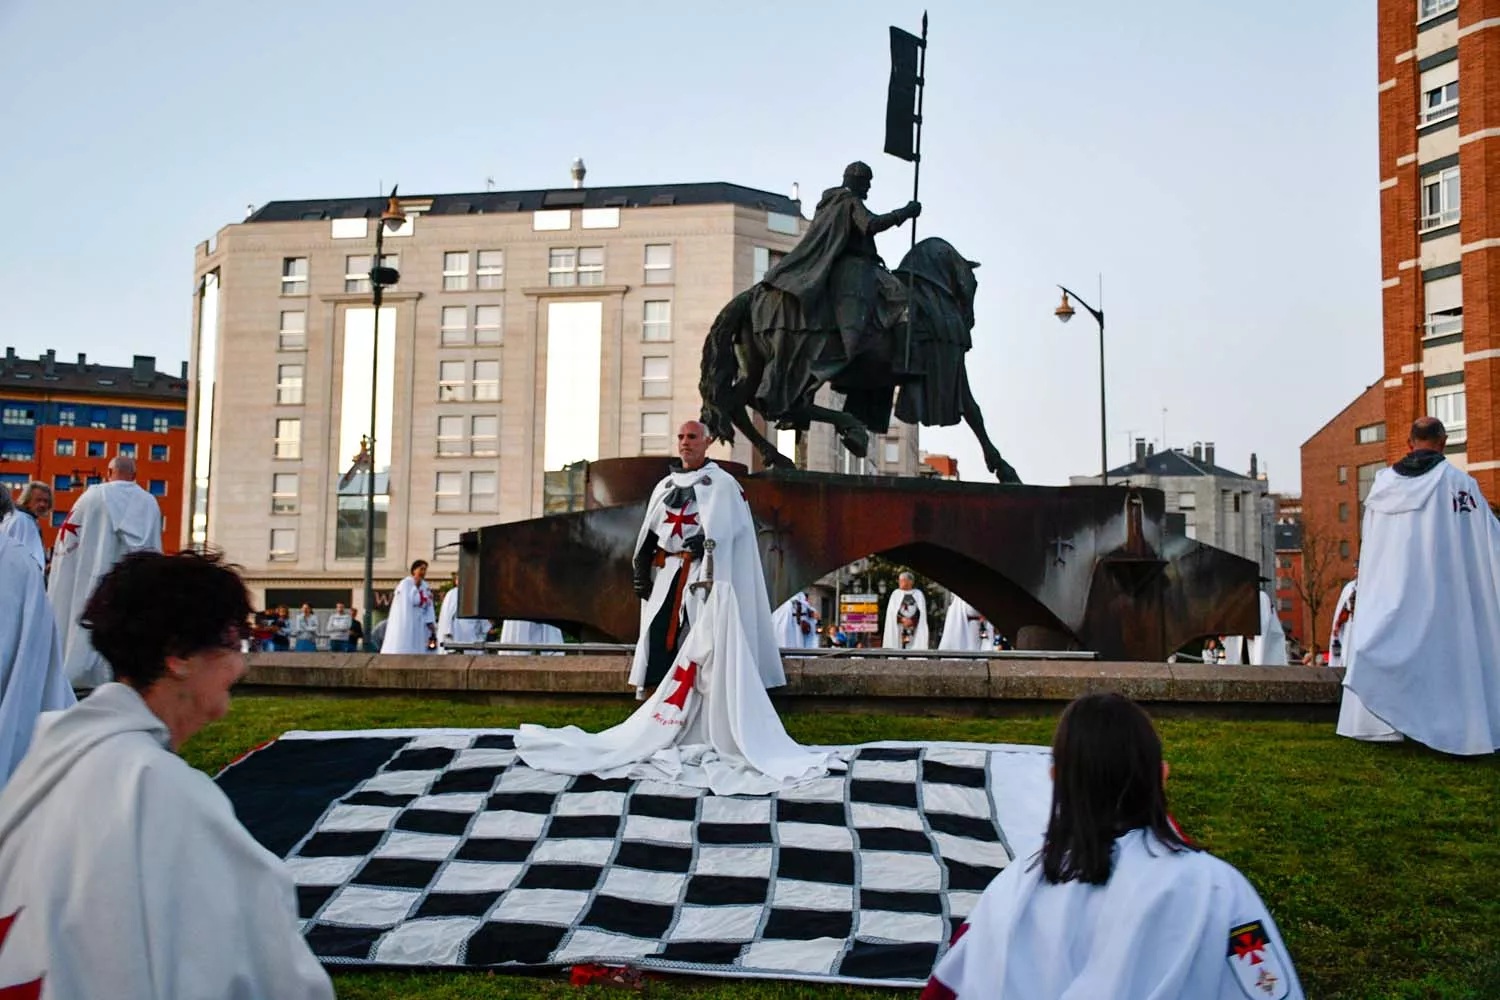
[241,653,1342,719]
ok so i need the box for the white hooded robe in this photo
[0,684,333,999]
[771,591,818,649]
[940,594,986,652]
[46,481,163,688]
[1249,591,1289,665]
[380,576,436,654]
[0,510,45,573]
[1340,457,1500,755]
[882,586,929,650]
[1327,579,1357,667]
[497,619,564,654]
[0,536,73,787]
[437,587,492,651]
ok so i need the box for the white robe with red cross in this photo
[380,576,437,654]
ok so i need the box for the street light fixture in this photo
[1053,285,1107,486]
[363,186,405,649]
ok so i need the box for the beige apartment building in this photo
[186,177,922,607]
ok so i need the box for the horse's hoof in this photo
[765,450,796,470]
[991,457,1022,484]
[839,427,870,459]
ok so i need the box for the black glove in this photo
[681,534,706,560]
[632,531,659,599]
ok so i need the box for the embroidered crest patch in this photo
[1226,920,1290,998]
[1453,488,1479,514]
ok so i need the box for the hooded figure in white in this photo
[1220,591,1288,665]
[437,584,492,652]
[47,461,163,687]
[381,561,437,654]
[882,573,929,650]
[771,591,819,649]
[939,593,987,651]
[1339,419,1500,755]
[0,535,74,787]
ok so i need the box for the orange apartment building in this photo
[0,349,187,550]
[1378,0,1500,491]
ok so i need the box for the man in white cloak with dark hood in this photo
[1339,417,1500,755]
[939,592,988,652]
[47,456,163,688]
[0,534,73,787]
[516,421,836,795]
[772,590,820,650]
[882,572,929,650]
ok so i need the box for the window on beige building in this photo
[1421,168,1460,231]
[473,360,501,401]
[441,305,468,346]
[279,311,306,351]
[469,471,497,512]
[274,418,300,459]
[642,357,671,398]
[643,301,671,342]
[471,415,498,456]
[1428,387,1466,436]
[883,439,900,465]
[548,249,577,287]
[434,528,461,558]
[281,258,308,295]
[345,254,398,294]
[641,412,669,454]
[1420,0,1457,21]
[272,473,298,514]
[578,247,604,286]
[1422,80,1458,126]
[438,360,466,401]
[1178,492,1196,509]
[474,305,502,345]
[437,415,465,456]
[269,527,297,561]
[476,250,504,289]
[644,244,673,284]
[276,364,304,405]
[436,471,462,512]
[443,252,469,291]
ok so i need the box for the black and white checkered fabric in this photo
[217,729,1049,988]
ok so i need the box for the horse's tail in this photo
[699,288,752,444]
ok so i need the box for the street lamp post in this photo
[1054,285,1107,486]
[363,187,405,648]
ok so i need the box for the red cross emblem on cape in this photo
[663,507,699,539]
[55,514,81,555]
[1226,920,1289,998]
[662,660,699,710]
[418,588,432,609]
[0,909,44,999]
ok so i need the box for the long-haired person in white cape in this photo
[924,693,1303,1000]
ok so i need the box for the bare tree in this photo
[1292,528,1342,658]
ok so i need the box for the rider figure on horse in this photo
[759,161,920,389]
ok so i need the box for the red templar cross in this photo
[1232,932,1266,965]
[0,909,44,999]
[57,517,80,542]
[664,508,699,539]
[662,660,699,710]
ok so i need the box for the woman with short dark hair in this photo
[380,558,437,654]
[924,693,1303,999]
[0,550,333,998]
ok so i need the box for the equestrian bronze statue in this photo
[699,161,1019,482]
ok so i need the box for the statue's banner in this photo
[884,26,922,162]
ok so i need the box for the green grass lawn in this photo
[191,696,1500,1000]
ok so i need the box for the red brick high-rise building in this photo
[1379,0,1500,491]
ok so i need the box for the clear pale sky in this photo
[0,0,1378,493]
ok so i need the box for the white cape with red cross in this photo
[516,582,841,795]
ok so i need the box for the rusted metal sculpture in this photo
[459,458,1257,661]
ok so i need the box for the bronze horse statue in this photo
[699,236,1020,482]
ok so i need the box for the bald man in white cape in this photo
[882,575,929,650]
[47,458,163,688]
[0,535,74,786]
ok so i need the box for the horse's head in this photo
[897,237,978,326]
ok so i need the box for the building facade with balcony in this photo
[0,349,187,551]
[187,177,924,609]
[1378,0,1500,489]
